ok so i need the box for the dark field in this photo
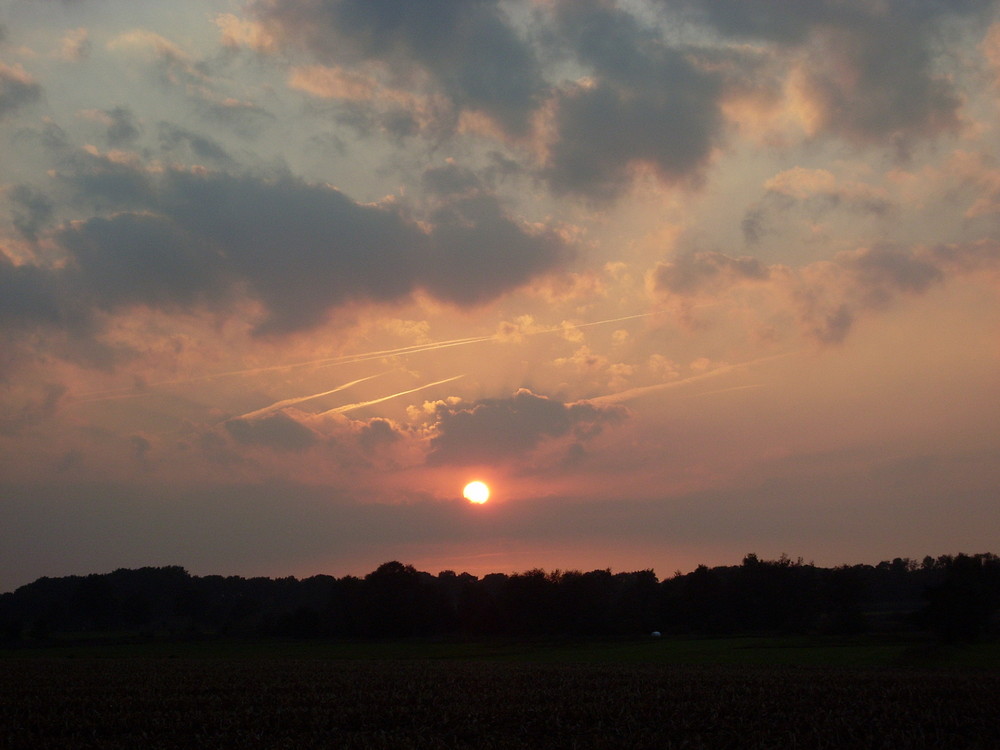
[3,640,1000,749]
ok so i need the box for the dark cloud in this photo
[253,0,546,136]
[423,193,569,307]
[839,244,944,309]
[0,64,42,119]
[670,0,992,145]
[225,412,319,452]
[7,157,568,352]
[0,383,65,436]
[652,251,769,296]
[9,185,55,242]
[742,174,894,244]
[543,1,723,200]
[648,241,991,345]
[427,388,626,466]
[56,212,227,311]
[158,121,233,163]
[194,97,274,138]
[129,434,151,460]
[55,148,156,209]
[788,244,948,343]
[356,417,402,452]
[0,251,76,331]
[670,0,857,44]
[422,163,481,197]
[103,107,141,147]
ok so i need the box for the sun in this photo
[463,480,490,504]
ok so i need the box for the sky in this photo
[2,0,999,591]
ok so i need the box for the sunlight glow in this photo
[463,481,490,504]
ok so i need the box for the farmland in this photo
[3,640,999,748]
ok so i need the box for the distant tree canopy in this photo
[1,553,997,643]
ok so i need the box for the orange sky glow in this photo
[1,0,999,591]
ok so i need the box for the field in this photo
[3,638,1000,748]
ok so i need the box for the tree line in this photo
[2,553,997,644]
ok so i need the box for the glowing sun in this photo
[463,481,490,504]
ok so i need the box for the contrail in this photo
[73,336,492,402]
[691,384,766,398]
[560,311,653,331]
[235,372,388,420]
[591,352,795,405]
[320,374,465,415]
[73,311,655,402]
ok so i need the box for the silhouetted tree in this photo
[924,553,1000,642]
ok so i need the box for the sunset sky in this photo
[2,0,999,591]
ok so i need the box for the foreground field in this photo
[4,652,999,749]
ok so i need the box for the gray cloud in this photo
[650,242,987,344]
[0,252,76,331]
[742,178,894,245]
[0,382,65,436]
[56,212,227,312]
[0,64,42,119]
[55,147,156,209]
[427,388,626,466]
[9,184,55,242]
[422,163,481,197]
[253,0,546,136]
[356,417,402,452]
[652,251,770,296]
[103,107,142,147]
[543,0,723,200]
[225,412,319,452]
[158,121,233,164]
[194,97,274,138]
[793,244,948,344]
[671,0,992,145]
[423,193,569,307]
[8,156,569,351]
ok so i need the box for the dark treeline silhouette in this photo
[2,553,998,644]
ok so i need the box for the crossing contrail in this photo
[73,311,655,403]
[319,375,466,415]
[235,372,388,420]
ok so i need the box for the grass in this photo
[4,632,1000,669]
[3,652,1000,748]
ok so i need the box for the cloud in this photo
[158,121,232,163]
[0,251,77,331]
[421,162,481,197]
[652,251,770,296]
[107,29,205,88]
[672,0,991,146]
[80,106,142,147]
[426,388,626,466]
[743,167,894,243]
[543,1,723,200]
[7,155,569,357]
[102,107,141,146]
[251,0,546,136]
[60,28,91,62]
[0,382,66,436]
[8,184,55,241]
[423,192,570,307]
[225,411,319,452]
[56,211,227,312]
[650,239,1000,344]
[0,63,42,119]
